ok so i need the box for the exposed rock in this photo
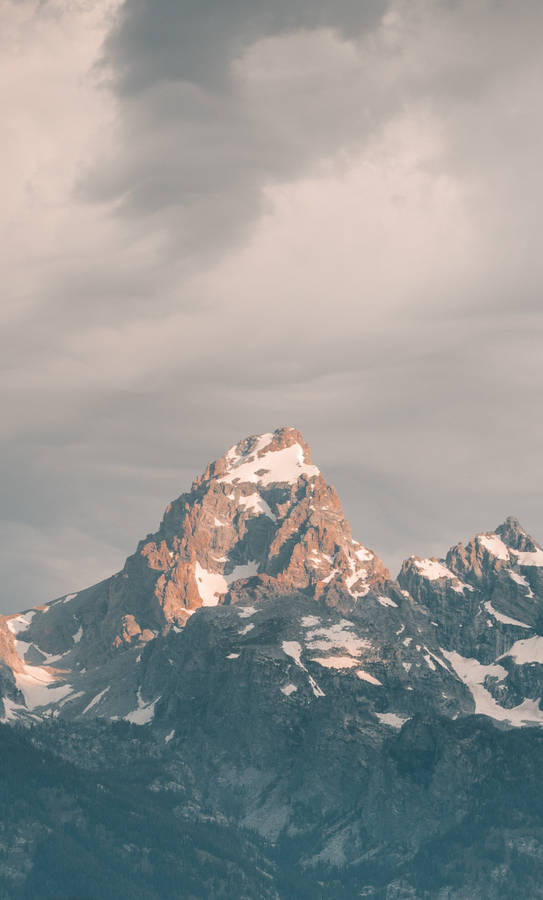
[1,430,543,897]
[0,427,394,722]
[398,518,543,726]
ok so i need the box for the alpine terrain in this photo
[2,426,543,898]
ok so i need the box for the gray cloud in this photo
[2,0,543,611]
[79,0,403,274]
[104,0,385,93]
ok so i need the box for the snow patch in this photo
[195,560,259,606]
[15,666,72,710]
[479,534,509,560]
[13,639,30,662]
[165,729,175,743]
[308,550,333,569]
[82,686,111,715]
[376,595,398,608]
[376,712,410,728]
[508,569,535,597]
[35,646,70,665]
[483,601,530,628]
[502,636,543,665]
[353,544,372,562]
[426,650,454,673]
[0,697,28,723]
[282,641,304,668]
[442,649,543,726]
[58,691,85,707]
[195,564,229,607]
[219,439,319,486]
[320,571,337,584]
[238,492,276,521]
[512,549,543,567]
[313,656,360,669]
[280,684,297,696]
[412,558,469,591]
[225,432,273,466]
[305,621,370,657]
[226,653,240,659]
[345,561,369,599]
[73,625,83,643]
[237,606,257,618]
[7,611,36,635]
[313,550,332,563]
[356,670,382,685]
[308,675,325,698]
[282,640,325,697]
[124,689,160,725]
[239,623,254,635]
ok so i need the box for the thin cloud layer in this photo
[1,0,542,610]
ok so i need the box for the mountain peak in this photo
[159,424,388,618]
[197,426,319,489]
[494,516,537,552]
[0,425,392,722]
[3,432,543,750]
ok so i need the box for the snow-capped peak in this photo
[217,427,320,486]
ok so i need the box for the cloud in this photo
[87,0,543,262]
[2,0,543,610]
[103,0,385,94]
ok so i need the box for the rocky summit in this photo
[2,427,543,898]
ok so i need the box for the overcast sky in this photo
[2,0,542,613]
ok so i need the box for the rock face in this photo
[149,425,390,617]
[3,427,543,898]
[2,430,543,731]
[399,516,543,727]
[0,426,399,723]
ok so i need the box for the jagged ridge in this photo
[1,428,543,734]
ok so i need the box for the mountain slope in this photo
[2,429,543,734]
[399,516,543,726]
[0,426,452,725]
[0,721,278,900]
[2,427,543,897]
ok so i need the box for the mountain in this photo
[399,516,543,726]
[0,425,446,725]
[2,426,543,898]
